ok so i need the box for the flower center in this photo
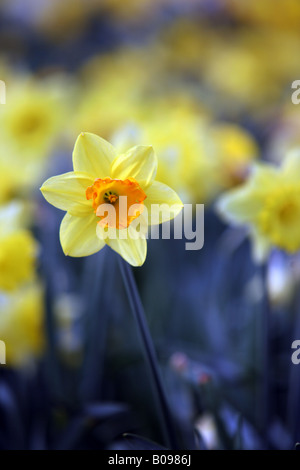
[104,192,118,204]
[258,186,300,253]
[86,177,146,229]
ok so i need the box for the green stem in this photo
[118,257,179,450]
[261,262,271,447]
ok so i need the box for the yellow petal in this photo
[72,132,117,178]
[0,201,24,235]
[60,212,105,257]
[249,163,280,189]
[144,181,183,224]
[216,164,279,225]
[105,231,147,266]
[282,148,300,180]
[249,228,271,264]
[40,172,93,216]
[216,186,261,225]
[111,145,157,188]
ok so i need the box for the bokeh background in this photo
[1,0,300,450]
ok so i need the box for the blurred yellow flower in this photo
[112,98,216,204]
[72,80,140,142]
[113,111,258,204]
[0,283,44,367]
[41,132,183,266]
[208,123,259,189]
[160,19,300,115]
[148,127,214,202]
[226,0,300,30]
[203,39,273,111]
[0,160,25,204]
[0,203,37,291]
[0,231,37,291]
[71,49,151,141]
[216,150,300,262]
[0,76,65,185]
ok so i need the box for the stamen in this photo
[108,194,118,204]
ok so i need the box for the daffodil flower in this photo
[0,78,65,184]
[0,202,37,291]
[41,133,183,266]
[216,150,300,262]
[0,283,44,367]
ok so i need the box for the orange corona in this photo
[86,177,146,229]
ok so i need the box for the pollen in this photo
[103,191,119,204]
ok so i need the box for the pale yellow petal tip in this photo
[134,144,154,151]
[60,241,70,257]
[76,131,116,149]
[78,131,96,139]
[283,148,300,172]
[174,202,184,214]
[136,144,156,157]
[174,197,184,211]
[78,131,95,139]
[123,259,144,267]
[214,195,235,223]
[40,185,47,195]
[76,131,88,142]
[133,254,146,267]
[77,131,87,141]
[148,145,157,158]
[59,239,68,256]
[130,257,146,267]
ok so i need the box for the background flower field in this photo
[0,0,300,450]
